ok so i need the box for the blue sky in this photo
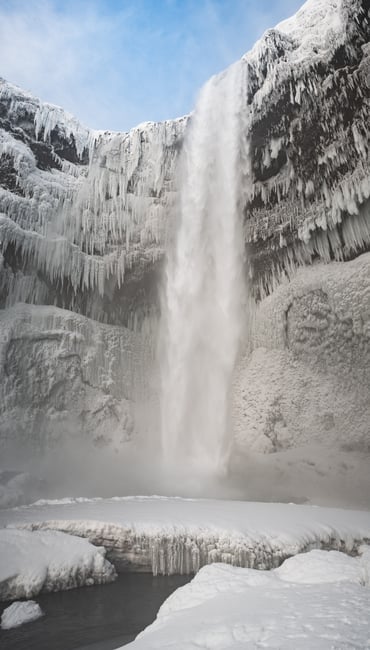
[0,0,303,132]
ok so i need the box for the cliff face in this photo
[2,1,369,316]
[243,0,370,297]
[0,0,369,481]
[1,0,369,314]
[0,79,186,326]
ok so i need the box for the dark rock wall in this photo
[244,0,370,297]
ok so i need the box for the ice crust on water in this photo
[0,527,117,601]
[1,497,370,576]
[1,600,43,630]
[123,548,370,649]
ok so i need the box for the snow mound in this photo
[0,528,116,601]
[1,600,43,630]
[276,546,370,585]
[125,548,370,649]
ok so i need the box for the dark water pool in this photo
[0,574,191,650]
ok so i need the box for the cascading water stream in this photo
[160,60,249,475]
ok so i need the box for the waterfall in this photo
[160,60,249,475]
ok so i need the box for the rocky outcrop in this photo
[0,304,147,449]
[1,2,369,317]
[233,253,370,454]
[241,0,370,297]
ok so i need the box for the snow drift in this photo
[123,548,370,649]
[0,527,116,600]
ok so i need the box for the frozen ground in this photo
[123,549,370,649]
[1,600,43,629]
[1,497,369,575]
[0,527,116,600]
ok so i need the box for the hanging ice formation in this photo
[160,61,250,473]
[0,78,187,325]
[0,0,369,324]
[240,0,370,298]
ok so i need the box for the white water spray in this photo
[160,60,249,475]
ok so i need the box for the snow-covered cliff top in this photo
[276,0,343,56]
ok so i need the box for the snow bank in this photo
[0,528,116,601]
[1,497,369,575]
[124,548,370,649]
[276,545,370,585]
[1,600,43,629]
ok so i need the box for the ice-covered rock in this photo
[1,497,369,575]
[1,600,43,629]
[243,0,370,296]
[0,303,146,450]
[0,527,116,600]
[233,253,370,454]
[0,76,186,327]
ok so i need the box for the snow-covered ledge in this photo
[0,527,116,600]
[1,497,369,575]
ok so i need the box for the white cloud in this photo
[0,0,304,131]
[0,0,133,129]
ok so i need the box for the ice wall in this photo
[0,78,186,327]
[242,0,370,295]
[3,497,370,575]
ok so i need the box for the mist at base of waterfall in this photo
[1,431,370,511]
